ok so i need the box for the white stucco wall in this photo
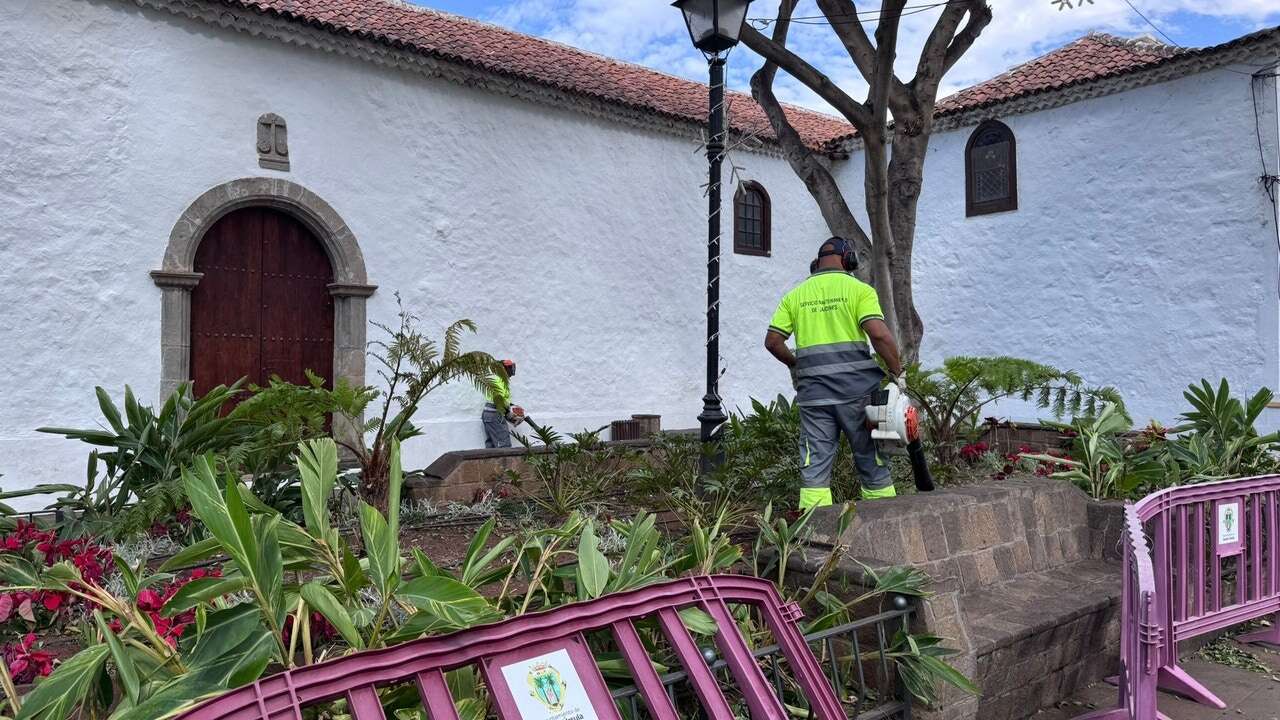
[4,2,1278,509]
[836,62,1280,426]
[0,0,822,505]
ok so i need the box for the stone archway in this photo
[152,177,376,401]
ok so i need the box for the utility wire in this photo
[749,0,969,28]
[1121,0,1182,47]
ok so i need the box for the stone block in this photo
[898,515,931,564]
[1043,531,1064,568]
[993,502,1019,543]
[1012,540,1034,574]
[992,543,1018,581]
[919,513,949,560]
[957,549,1000,590]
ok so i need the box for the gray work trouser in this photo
[799,395,892,492]
[482,406,511,448]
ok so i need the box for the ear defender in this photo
[818,236,859,272]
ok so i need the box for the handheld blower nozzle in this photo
[865,384,935,492]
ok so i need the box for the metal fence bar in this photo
[610,608,913,719]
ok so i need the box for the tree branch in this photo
[748,0,872,258]
[739,23,875,130]
[913,1,992,100]
[942,2,994,76]
[814,0,912,117]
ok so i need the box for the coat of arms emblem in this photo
[526,661,567,712]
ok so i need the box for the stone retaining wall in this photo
[800,478,1124,720]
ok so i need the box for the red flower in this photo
[136,589,163,612]
[3,633,55,683]
[39,592,64,612]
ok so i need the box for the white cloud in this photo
[482,0,1280,116]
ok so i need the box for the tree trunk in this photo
[360,447,390,513]
[740,1,993,366]
[886,118,930,365]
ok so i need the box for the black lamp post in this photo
[673,0,753,478]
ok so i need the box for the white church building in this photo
[2,0,1279,497]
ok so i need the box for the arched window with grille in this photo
[734,181,771,256]
[965,119,1017,216]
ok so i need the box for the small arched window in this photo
[734,181,771,256]
[965,119,1017,216]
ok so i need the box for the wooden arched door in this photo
[190,207,334,395]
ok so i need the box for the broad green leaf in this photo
[412,549,449,580]
[41,562,81,588]
[296,439,337,537]
[575,521,609,600]
[400,576,495,629]
[0,557,41,588]
[16,645,109,720]
[359,503,395,597]
[253,514,285,627]
[225,472,261,578]
[157,537,224,572]
[162,577,250,615]
[678,607,717,636]
[387,439,403,545]
[112,556,140,599]
[300,582,364,650]
[93,611,139,704]
[95,387,124,434]
[462,518,495,579]
[109,676,222,720]
[184,604,261,669]
[182,458,250,569]
[461,535,515,588]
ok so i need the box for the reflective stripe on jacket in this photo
[769,269,886,405]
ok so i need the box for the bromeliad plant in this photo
[505,424,631,518]
[1164,379,1280,482]
[36,384,247,539]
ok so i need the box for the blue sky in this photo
[411,1,1280,114]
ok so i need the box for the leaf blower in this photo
[864,384,935,492]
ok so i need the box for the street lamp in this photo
[673,0,752,478]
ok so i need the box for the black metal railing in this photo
[611,606,913,719]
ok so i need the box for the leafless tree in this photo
[743,0,992,363]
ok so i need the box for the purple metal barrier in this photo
[1137,475,1280,708]
[1082,475,1280,719]
[1076,505,1161,720]
[171,575,847,720]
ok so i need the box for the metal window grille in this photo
[734,183,771,256]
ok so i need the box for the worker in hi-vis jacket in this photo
[765,237,906,510]
[482,359,524,448]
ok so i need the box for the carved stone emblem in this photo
[257,113,289,171]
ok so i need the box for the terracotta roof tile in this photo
[226,0,853,150]
[219,2,1278,151]
[935,32,1181,117]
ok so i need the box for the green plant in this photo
[1164,379,1280,481]
[906,356,1122,465]
[506,424,629,517]
[629,395,860,517]
[335,297,501,510]
[1024,402,1170,500]
[36,383,247,538]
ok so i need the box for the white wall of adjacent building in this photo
[3,1,1278,508]
[835,63,1280,426]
